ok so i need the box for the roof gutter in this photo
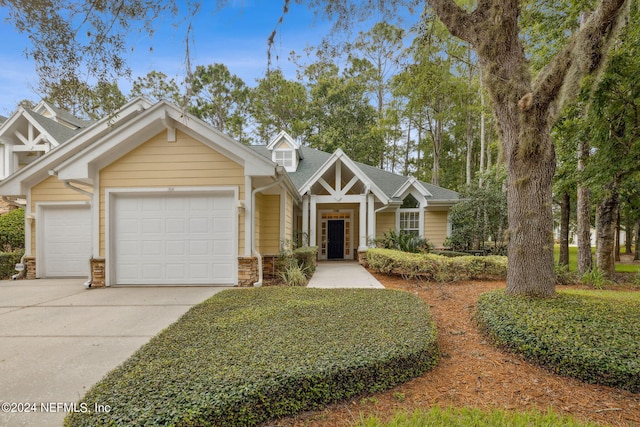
[2,196,26,208]
[251,166,286,287]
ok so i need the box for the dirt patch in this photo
[270,275,640,427]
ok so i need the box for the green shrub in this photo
[279,262,308,286]
[292,246,318,277]
[0,250,24,279]
[365,248,507,282]
[376,230,432,253]
[358,406,599,427]
[554,263,578,285]
[0,208,25,251]
[64,287,438,427]
[580,266,614,289]
[477,290,640,393]
[431,250,468,258]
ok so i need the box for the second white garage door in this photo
[112,192,236,285]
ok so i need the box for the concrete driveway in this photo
[0,279,229,427]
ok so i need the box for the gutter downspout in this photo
[251,167,285,287]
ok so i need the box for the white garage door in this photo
[40,204,92,277]
[112,192,236,285]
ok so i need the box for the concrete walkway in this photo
[0,279,229,427]
[307,261,385,288]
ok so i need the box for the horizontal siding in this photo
[259,194,280,255]
[285,192,293,243]
[99,130,245,257]
[376,212,396,238]
[30,176,91,254]
[424,209,449,247]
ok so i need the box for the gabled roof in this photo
[0,97,154,195]
[0,115,7,125]
[249,145,459,204]
[24,110,82,145]
[53,100,279,182]
[33,101,94,129]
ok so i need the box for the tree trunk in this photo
[624,215,632,254]
[426,0,630,297]
[479,67,486,187]
[614,210,621,262]
[635,219,640,261]
[595,185,619,279]
[577,140,592,274]
[559,192,570,266]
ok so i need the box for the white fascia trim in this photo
[0,107,27,140]
[266,130,299,150]
[300,149,390,203]
[56,102,277,181]
[392,176,433,199]
[21,111,61,147]
[0,99,151,196]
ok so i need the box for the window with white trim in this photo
[399,211,420,236]
[273,150,293,169]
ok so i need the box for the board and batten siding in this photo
[98,130,246,257]
[30,176,91,254]
[424,208,449,247]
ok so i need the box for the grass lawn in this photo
[554,245,639,273]
[358,407,599,427]
[562,288,640,302]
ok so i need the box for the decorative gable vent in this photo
[266,131,301,173]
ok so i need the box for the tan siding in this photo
[376,212,396,238]
[424,209,449,247]
[30,176,91,254]
[285,192,293,243]
[99,130,245,256]
[255,194,280,254]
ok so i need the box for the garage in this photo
[39,204,92,277]
[111,191,236,285]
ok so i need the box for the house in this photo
[0,98,458,287]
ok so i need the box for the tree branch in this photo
[426,0,479,45]
[531,0,630,118]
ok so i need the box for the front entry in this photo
[327,220,345,259]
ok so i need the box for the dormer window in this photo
[267,131,302,173]
[274,150,293,169]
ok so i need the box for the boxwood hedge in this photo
[477,290,640,392]
[365,248,507,282]
[65,287,438,427]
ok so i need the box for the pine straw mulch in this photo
[269,275,640,427]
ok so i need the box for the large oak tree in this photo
[425,0,629,295]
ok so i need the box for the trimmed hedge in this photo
[0,208,24,251]
[0,250,24,279]
[65,287,438,427]
[365,248,507,282]
[477,290,640,393]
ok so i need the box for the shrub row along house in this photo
[0,98,458,287]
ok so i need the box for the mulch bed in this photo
[270,275,640,427]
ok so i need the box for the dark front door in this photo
[327,220,344,259]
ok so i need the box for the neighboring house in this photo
[0,98,458,287]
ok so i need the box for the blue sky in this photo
[0,1,344,116]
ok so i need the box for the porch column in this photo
[302,194,309,246]
[310,195,317,246]
[359,194,367,249]
[367,193,375,246]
